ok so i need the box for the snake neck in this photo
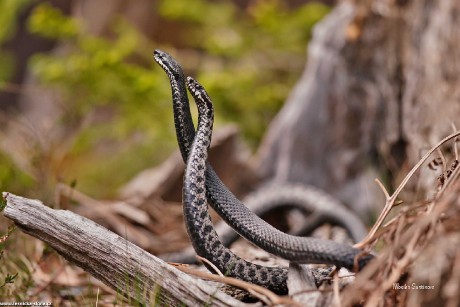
[171,78,195,161]
[153,50,195,161]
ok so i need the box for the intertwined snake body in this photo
[184,77,288,293]
[153,50,373,294]
[161,183,368,264]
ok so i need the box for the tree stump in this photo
[256,0,460,218]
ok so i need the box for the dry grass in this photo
[2,127,460,305]
[340,131,460,306]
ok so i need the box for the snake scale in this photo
[153,50,373,293]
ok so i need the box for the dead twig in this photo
[173,264,300,306]
[355,130,460,248]
[332,271,341,307]
[196,255,224,277]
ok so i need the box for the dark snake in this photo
[161,182,368,264]
[153,50,373,293]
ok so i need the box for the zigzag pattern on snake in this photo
[183,76,288,293]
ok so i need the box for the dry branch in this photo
[1,192,246,307]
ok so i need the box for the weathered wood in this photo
[2,192,247,307]
[256,0,460,218]
[288,263,321,306]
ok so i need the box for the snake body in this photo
[236,183,368,242]
[153,50,373,291]
[184,77,288,293]
[161,183,368,264]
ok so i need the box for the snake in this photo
[183,76,288,293]
[161,182,368,264]
[153,49,373,291]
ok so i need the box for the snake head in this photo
[153,49,185,80]
[186,77,213,112]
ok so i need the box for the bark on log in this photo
[1,192,246,307]
[256,0,460,218]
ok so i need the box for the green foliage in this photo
[21,0,329,197]
[27,3,79,39]
[25,4,176,196]
[0,153,34,196]
[0,0,30,84]
[0,272,17,288]
[0,0,30,43]
[159,0,330,144]
[250,1,329,52]
[0,225,19,297]
[0,51,14,85]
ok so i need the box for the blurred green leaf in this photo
[0,153,34,197]
[15,0,329,197]
[0,0,30,43]
[27,3,79,39]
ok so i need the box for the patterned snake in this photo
[161,183,368,264]
[184,76,288,293]
[153,50,373,293]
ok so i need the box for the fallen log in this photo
[2,192,246,306]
